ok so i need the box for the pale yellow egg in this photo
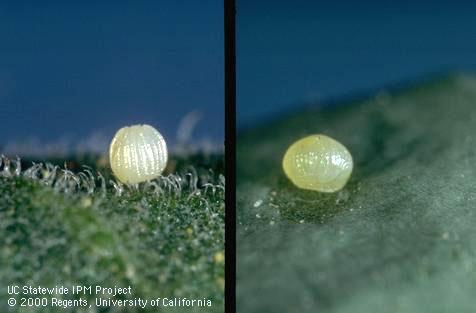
[109,124,167,184]
[282,134,353,192]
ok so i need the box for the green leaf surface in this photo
[0,154,224,313]
[237,74,476,313]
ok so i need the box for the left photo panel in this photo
[0,2,224,313]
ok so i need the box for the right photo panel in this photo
[236,1,476,312]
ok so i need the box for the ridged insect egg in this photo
[109,124,168,184]
[282,134,353,192]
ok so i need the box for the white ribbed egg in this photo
[109,124,168,184]
[282,134,353,192]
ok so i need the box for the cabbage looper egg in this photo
[109,124,168,184]
[282,134,353,192]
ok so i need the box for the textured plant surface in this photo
[237,74,476,313]
[0,153,224,313]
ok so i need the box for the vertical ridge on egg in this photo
[110,124,168,184]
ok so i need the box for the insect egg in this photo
[282,134,353,192]
[109,124,168,184]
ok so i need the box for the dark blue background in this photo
[0,1,223,154]
[237,1,476,129]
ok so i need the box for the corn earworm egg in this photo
[282,134,353,192]
[109,124,168,184]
